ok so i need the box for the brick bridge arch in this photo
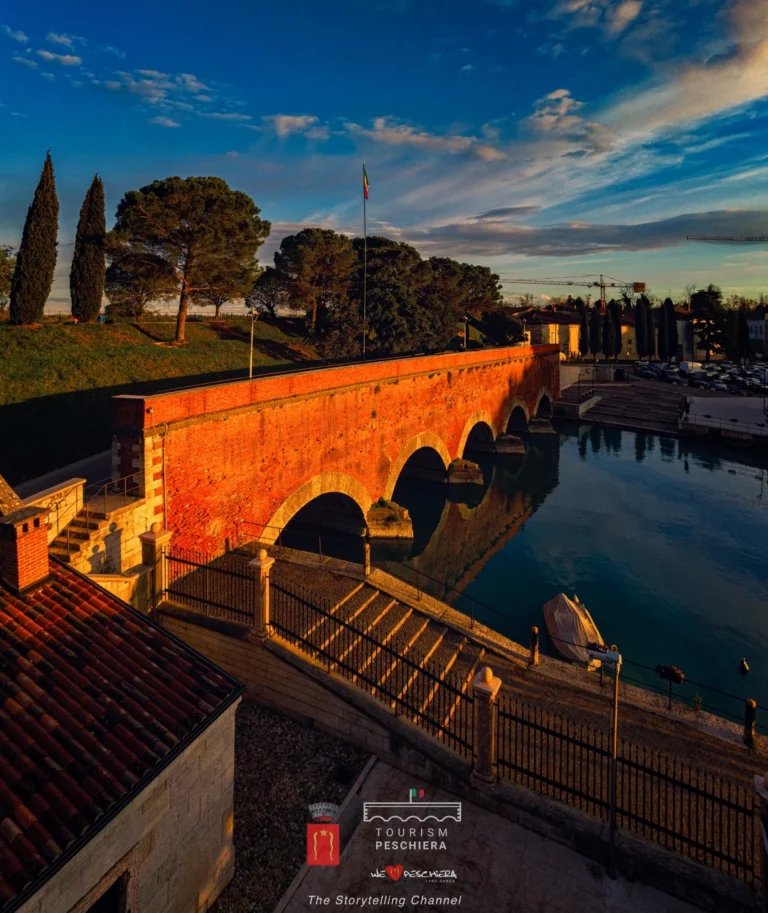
[113,345,559,553]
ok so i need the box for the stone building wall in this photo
[17,700,240,913]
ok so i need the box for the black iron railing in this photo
[164,549,254,624]
[270,580,474,758]
[497,697,758,886]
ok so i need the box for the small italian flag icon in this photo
[409,788,425,800]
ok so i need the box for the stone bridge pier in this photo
[112,345,559,554]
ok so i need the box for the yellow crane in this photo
[499,274,645,313]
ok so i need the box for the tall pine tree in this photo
[589,307,602,362]
[664,298,678,360]
[602,305,616,360]
[70,175,106,322]
[608,300,622,359]
[635,297,648,360]
[657,302,669,360]
[578,299,590,358]
[10,152,58,325]
[647,304,656,359]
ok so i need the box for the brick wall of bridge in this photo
[113,346,559,554]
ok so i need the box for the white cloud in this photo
[262,114,329,138]
[460,63,474,72]
[13,55,37,68]
[46,32,85,47]
[37,49,82,65]
[527,89,614,154]
[41,72,55,81]
[149,116,181,128]
[176,72,209,92]
[136,68,167,79]
[346,116,506,161]
[100,45,126,58]
[1,24,28,42]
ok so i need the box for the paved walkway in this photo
[275,761,702,913]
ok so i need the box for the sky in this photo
[2,0,768,310]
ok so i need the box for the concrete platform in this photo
[274,761,701,913]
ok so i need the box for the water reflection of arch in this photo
[396,441,561,596]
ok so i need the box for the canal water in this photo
[389,424,768,725]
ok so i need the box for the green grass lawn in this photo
[0,315,318,483]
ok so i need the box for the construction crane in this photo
[499,274,645,313]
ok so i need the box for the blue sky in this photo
[2,0,768,309]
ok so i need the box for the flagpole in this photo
[362,161,367,361]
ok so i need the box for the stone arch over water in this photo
[458,410,497,459]
[384,432,452,500]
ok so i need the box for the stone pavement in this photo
[275,760,702,913]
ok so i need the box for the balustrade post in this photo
[361,529,371,578]
[470,666,502,789]
[755,774,768,913]
[139,524,173,616]
[248,548,275,642]
[530,626,540,666]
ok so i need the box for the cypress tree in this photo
[589,307,602,362]
[10,152,59,325]
[602,305,616,360]
[635,298,648,360]
[658,303,669,360]
[578,300,589,358]
[647,304,656,359]
[664,298,678,360]
[70,175,106,322]
[608,300,622,359]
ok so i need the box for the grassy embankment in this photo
[0,316,317,485]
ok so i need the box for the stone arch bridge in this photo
[113,345,559,554]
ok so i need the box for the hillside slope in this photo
[0,317,317,484]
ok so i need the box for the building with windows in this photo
[0,481,243,913]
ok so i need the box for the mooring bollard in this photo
[745,699,757,747]
[530,626,540,666]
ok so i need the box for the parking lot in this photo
[632,360,768,397]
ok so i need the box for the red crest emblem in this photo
[306,823,340,866]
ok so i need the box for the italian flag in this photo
[363,165,370,200]
[409,788,424,800]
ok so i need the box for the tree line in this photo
[2,153,509,355]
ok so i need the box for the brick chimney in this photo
[0,506,50,593]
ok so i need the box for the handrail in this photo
[65,471,141,554]
[680,413,768,437]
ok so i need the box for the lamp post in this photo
[588,642,622,879]
[247,307,257,379]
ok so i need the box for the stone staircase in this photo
[49,509,109,563]
[270,561,488,737]
[577,382,683,435]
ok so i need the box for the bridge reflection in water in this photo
[379,433,562,604]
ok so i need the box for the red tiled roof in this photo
[0,560,242,911]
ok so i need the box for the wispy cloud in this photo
[99,45,125,58]
[202,111,252,121]
[37,49,82,66]
[41,72,55,81]
[527,89,614,154]
[46,32,85,48]
[149,115,181,128]
[346,116,507,161]
[1,24,28,42]
[261,114,329,138]
[12,55,37,69]
[475,206,542,220]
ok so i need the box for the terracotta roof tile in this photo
[0,560,242,911]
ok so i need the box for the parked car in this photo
[710,380,728,392]
[688,374,710,389]
[636,367,654,379]
[659,369,681,384]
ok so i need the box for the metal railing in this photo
[680,413,768,438]
[63,471,141,553]
[164,549,254,624]
[497,697,759,886]
[270,580,475,759]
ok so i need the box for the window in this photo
[83,877,125,913]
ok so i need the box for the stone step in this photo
[416,631,467,725]
[393,623,448,709]
[322,593,398,659]
[370,612,432,698]
[51,536,82,553]
[346,603,413,683]
[440,640,485,734]
[48,546,74,562]
[308,586,380,650]
[68,517,104,531]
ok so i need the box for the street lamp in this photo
[588,641,622,879]
[247,306,257,379]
